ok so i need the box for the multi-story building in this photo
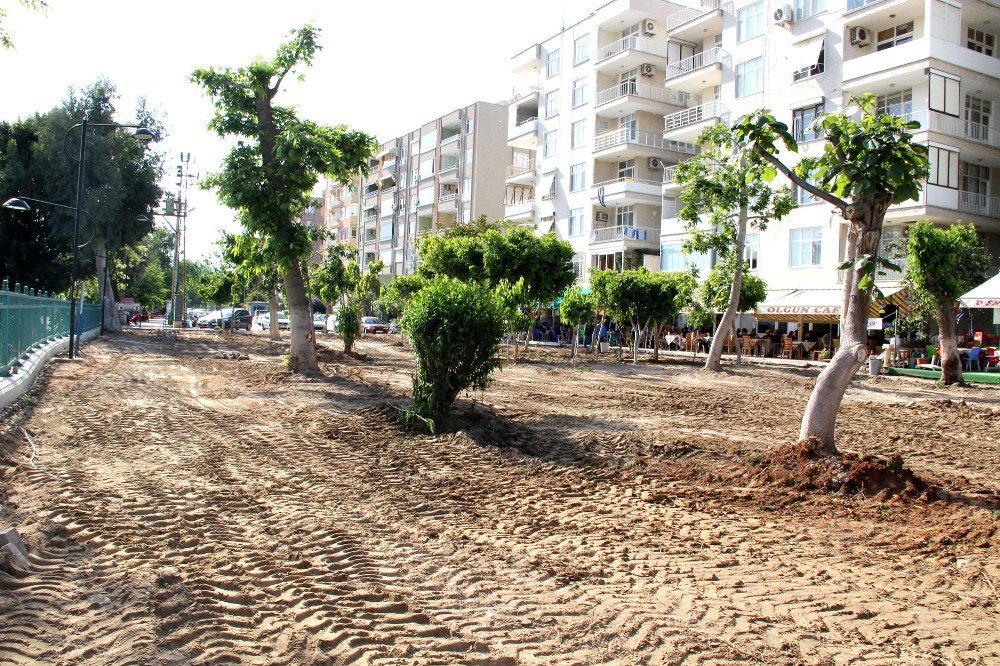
[510,0,1000,329]
[298,198,327,267]
[322,177,361,252]
[358,102,510,279]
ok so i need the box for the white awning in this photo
[792,35,824,72]
[755,286,907,323]
[960,272,1000,308]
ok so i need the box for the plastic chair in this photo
[780,337,794,359]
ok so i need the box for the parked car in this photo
[313,314,328,330]
[325,314,339,334]
[197,308,252,330]
[251,311,290,331]
[360,316,389,334]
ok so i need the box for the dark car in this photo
[360,316,389,334]
[197,308,252,330]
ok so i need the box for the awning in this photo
[754,286,908,324]
[960,272,1000,308]
[792,35,824,72]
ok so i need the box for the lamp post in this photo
[62,120,154,358]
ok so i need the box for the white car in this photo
[313,314,328,330]
[252,311,290,331]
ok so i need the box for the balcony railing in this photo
[595,35,668,62]
[959,191,1000,219]
[379,186,396,196]
[665,0,728,29]
[902,110,1000,150]
[440,133,461,146]
[437,192,459,204]
[666,47,730,80]
[593,177,662,189]
[594,82,682,108]
[593,127,698,154]
[507,162,534,178]
[589,226,657,243]
[664,101,731,132]
[504,200,535,217]
[362,214,377,224]
[846,0,884,10]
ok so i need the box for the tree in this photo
[648,271,694,362]
[560,287,595,362]
[0,0,45,49]
[225,231,285,340]
[590,269,681,365]
[192,25,376,373]
[734,95,929,453]
[698,262,767,363]
[403,277,507,421]
[196,265,237,311]
[906,221,989,384]
[676,123,794,371]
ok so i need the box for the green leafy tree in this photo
[676,123,793,371]
[224,231,285,340]
[559,287,595,362]
[403,277,507,421]
[590,268,681,365]
[196,265,238,312]
[734,95,929,453]
[906,221,989,384]
[192,25,376,373]
[377,273,425,320]
[699,261,768,362]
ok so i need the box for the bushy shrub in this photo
[338,302,361,353]
[403,277,507,420]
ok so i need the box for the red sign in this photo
[970,299,1000,307]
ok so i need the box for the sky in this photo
[1,0,579,260]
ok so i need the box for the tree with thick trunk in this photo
[734,96,929,453]
[905,221,989,384]
[674,124,793,372]
[267,285,280,341]
[94,236,121,333]
[192,26,376,373]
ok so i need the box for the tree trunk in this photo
[95,237,121,333]
[268,286,280,342]
[705,205,748,372]
[935,300,963,384]
[283,260,318,373]
[571,324,579,362]
[798,207,883,453]
[732,320,742,364]
[652,320,660,362]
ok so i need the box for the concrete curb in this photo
[0,327,101,412]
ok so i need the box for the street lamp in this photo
[61,119,155,359]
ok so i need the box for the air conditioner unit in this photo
[640,63,655,77]
[642,19,656,35]
[595,212,610,222]
[773,5,793,25]
[648,157,664,169]
[849,26,871,46]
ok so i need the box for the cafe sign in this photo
[969,298,1000,307]
[757,305,840,316]
[867,317,883,330]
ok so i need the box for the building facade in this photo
[358,102,510,278]
[509,0,1000,322]
[322,177,361,253]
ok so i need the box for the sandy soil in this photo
[0,330,997,665]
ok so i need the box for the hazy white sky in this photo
[1,0,580,260]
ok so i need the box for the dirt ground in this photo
[0,329,997,665]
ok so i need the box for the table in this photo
[664,334,681,348]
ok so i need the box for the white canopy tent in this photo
[959,272,1000,309]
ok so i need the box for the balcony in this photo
[508,117,539,150]
[362,213,377,225]
[506,162,535,185]
[594,82,686,116]
[591,177,663,206]
[437,192,459,212]
[665,47,730,93]
[593,127,697,161]
[663,101,731,143]
[665,0,727,43]
[439,162,460,181]
[594,35,668,72]
[504,200,536,221]
[662,165,683,191]
[959,191,1000,219]
[903,110,1000,151]
[843,38,1000,90]
[589,225,660,248]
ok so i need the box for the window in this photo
[621,23,640,38]
[543,130,557,157]
[419,157,435,177]
[876,90,912,117]
[574,35,589,64]
[616,205,634,227]
[962,163,990,196]
[545,90,560,118]
[569,163,586,191]
[793,103,824,141]
[795,178,820,205]
[792,41,825,82]
[967,27,995,56]
[619,113,637,140]
[966,95,992,142]
[570,120,586,149]
[794,0,826,20]
[546,49,561,78]
[465,118,475,133]
[927,145,960,188]
[737,1,764,42]
[572,78,589,107]
[619,68,638,94]
[569,208,584,236]
[420,129,438,153]
[617,159,635,180]
[572,253,586,281]
[789,227,822,267]
[660,243,711,272]
[876,22,913,51]
[744,233,760,270]
[542,171,557,200]
[736,57,764,97]
[929,71,961,117]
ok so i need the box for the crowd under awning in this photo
[754,286,908,324]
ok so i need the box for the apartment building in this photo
[358,102,510,278]
[321,178,361,252]
[298,199,327,267]
[510,0,1000,326]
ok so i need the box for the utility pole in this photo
[171,152,195,328]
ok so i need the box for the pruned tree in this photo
[734,95,929,453]
[559,286,595,362]
[192,25,376,373]
[590,269,680,365]
[676,123,794,371]
[698,261,768,362]
[906,221,989,384]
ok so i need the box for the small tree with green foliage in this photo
[560,287,596,362]
[698,262,768,362]
[403,277,508,422]
[590,269,681,364]
[906,221,989,385]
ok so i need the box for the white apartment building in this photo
[509,0,1000,328]
[359,102,509,278]
[322,178,361,252]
